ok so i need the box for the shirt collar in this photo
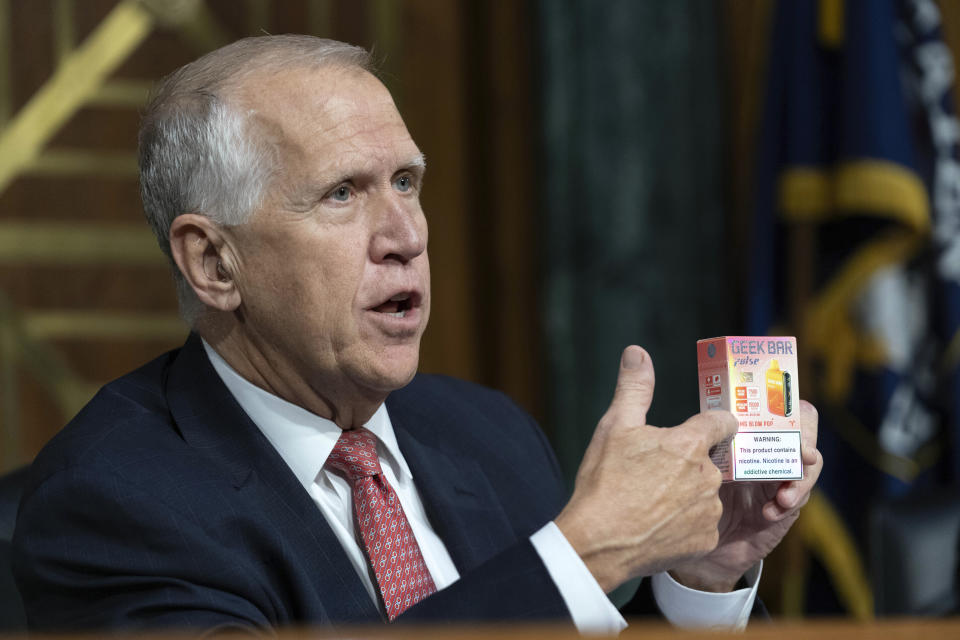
[201,339,413,492]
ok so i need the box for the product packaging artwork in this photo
[696,336,803,482]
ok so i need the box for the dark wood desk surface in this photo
[6,618,960,639]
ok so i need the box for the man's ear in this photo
[169,214,241,312]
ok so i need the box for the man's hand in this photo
[555,346,738,593]
[669,400,824,592]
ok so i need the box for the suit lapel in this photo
[163,334,379,623]
[388,391,518,574]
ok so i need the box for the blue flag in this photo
[750,0,960,616]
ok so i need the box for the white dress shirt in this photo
[202,341,758,633]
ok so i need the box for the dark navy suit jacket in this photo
[12,334,586,632]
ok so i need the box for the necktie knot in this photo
[327,428,383,480]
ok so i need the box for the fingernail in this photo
[622,346,645,369]
[782,488,796,507]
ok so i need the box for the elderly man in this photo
[13,36,822,633]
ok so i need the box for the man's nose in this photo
[369,193,427,264]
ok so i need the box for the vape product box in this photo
[696,336,803,482]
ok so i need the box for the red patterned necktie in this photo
[326,428,437,620]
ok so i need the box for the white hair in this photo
[138,35,372,323]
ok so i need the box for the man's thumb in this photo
[608,345,656,426]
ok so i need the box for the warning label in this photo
[733,431,803,481]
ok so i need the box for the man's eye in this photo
[330,185,351,202]
[394,175,413,192]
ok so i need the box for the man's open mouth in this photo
[371,292,417,318]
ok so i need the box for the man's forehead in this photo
[236,64,421,178]
[239,65,394,128]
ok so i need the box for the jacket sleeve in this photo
[13,465,273,634]
[396,538,571,623]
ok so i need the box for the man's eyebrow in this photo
[407,153,427,170]
[316,153,426,185]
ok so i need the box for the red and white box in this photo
[696,336,803,482]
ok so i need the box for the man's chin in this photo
[361,349,420,393]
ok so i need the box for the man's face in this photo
[227,65,430,412]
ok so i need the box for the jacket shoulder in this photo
[24,348,183,494]
[392,373,531,425]
[389,373,564,488]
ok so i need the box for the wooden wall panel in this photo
[469,1,542,422]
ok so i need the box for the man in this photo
[13,36,822,633]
